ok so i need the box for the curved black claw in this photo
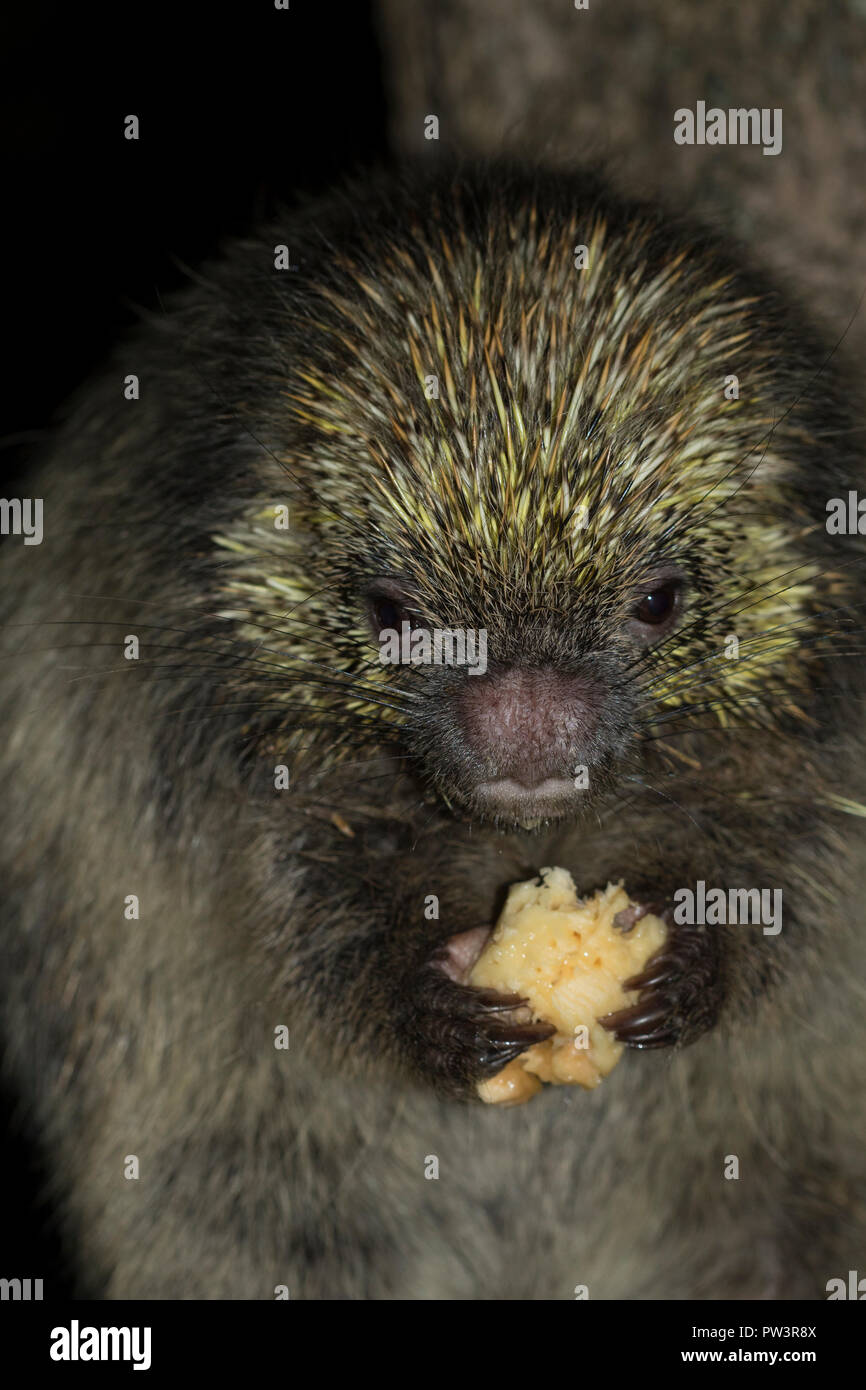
[471,988,531,1013]
[601,919,721,1050]
[600,998,679,1049]
[476,1017,557,1073]
[403,965,555,1095]
[620,952,678,991]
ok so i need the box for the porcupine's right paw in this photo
[399,931,554,1097]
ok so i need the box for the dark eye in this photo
[366,582,419,637]
[635,588,675,624]
[630,579,682,633]
[370,596,406,632]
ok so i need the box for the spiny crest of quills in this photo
[204,167,859,763]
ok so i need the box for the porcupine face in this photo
[216,169,855,830]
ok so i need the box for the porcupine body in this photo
[1,165,865,1299]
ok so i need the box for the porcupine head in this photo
[207,167,863,1096]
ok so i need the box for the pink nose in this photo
[457,667,599,786]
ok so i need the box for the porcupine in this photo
[1,164,865,1300]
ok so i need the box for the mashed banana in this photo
[470,868,667,1106]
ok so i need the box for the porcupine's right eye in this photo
[365,581,420,638]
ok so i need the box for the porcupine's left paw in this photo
[600,905,723,1048]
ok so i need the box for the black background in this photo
[1,0,387,1297]
[0,0,388,490]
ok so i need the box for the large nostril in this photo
[457,666,600,786]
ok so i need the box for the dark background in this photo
[0,1,388,491]
[1,0,387,1297]
[4,0,864,1305]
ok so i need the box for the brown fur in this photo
[1,165,865,1298]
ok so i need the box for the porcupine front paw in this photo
[601,904,723,1048]
[400,934,554,1096]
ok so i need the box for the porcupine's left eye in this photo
[628,578,682,639]
[636,587,675,623]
